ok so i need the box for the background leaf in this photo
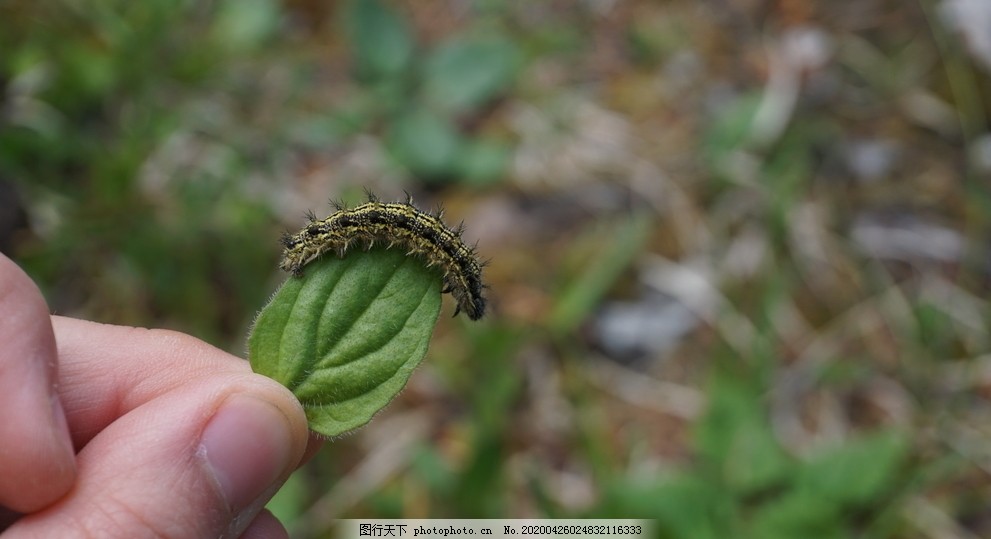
[695,373,792,494]
[424,34,521,112]
[387,108,463,180]
[797,429,909,506]
[549,214,652,335]
[343,0,414,82]
[748,490,845,539]
[211,0,280,52]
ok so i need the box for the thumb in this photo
[5,373,308,539]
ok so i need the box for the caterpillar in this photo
[279,193,487,320]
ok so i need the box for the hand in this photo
[0,254,319,538]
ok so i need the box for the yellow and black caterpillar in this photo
[279,194,487,320]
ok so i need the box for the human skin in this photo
[0,254,322,538]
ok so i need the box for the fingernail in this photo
[200,395,294,512]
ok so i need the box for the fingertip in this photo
[200,395,297,514]
[199,379,310,537]
[0,255,77,512]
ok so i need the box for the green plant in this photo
[248,247,443,437]
[341,0,522,185]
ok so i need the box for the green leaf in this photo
[748,490,845,539]
[387,108,463,179]
[424,34,521,112]
[211,0,281,52]
[248,247,442,437]
[548,215,652,334]
[456,138,511,186]
[694,374,791,494]
[343,0,414,82]
[797,429,909,506]
[599,474,735,539]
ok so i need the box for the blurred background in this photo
[3,0,991,537]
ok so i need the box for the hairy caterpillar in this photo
[279,194,487,320]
